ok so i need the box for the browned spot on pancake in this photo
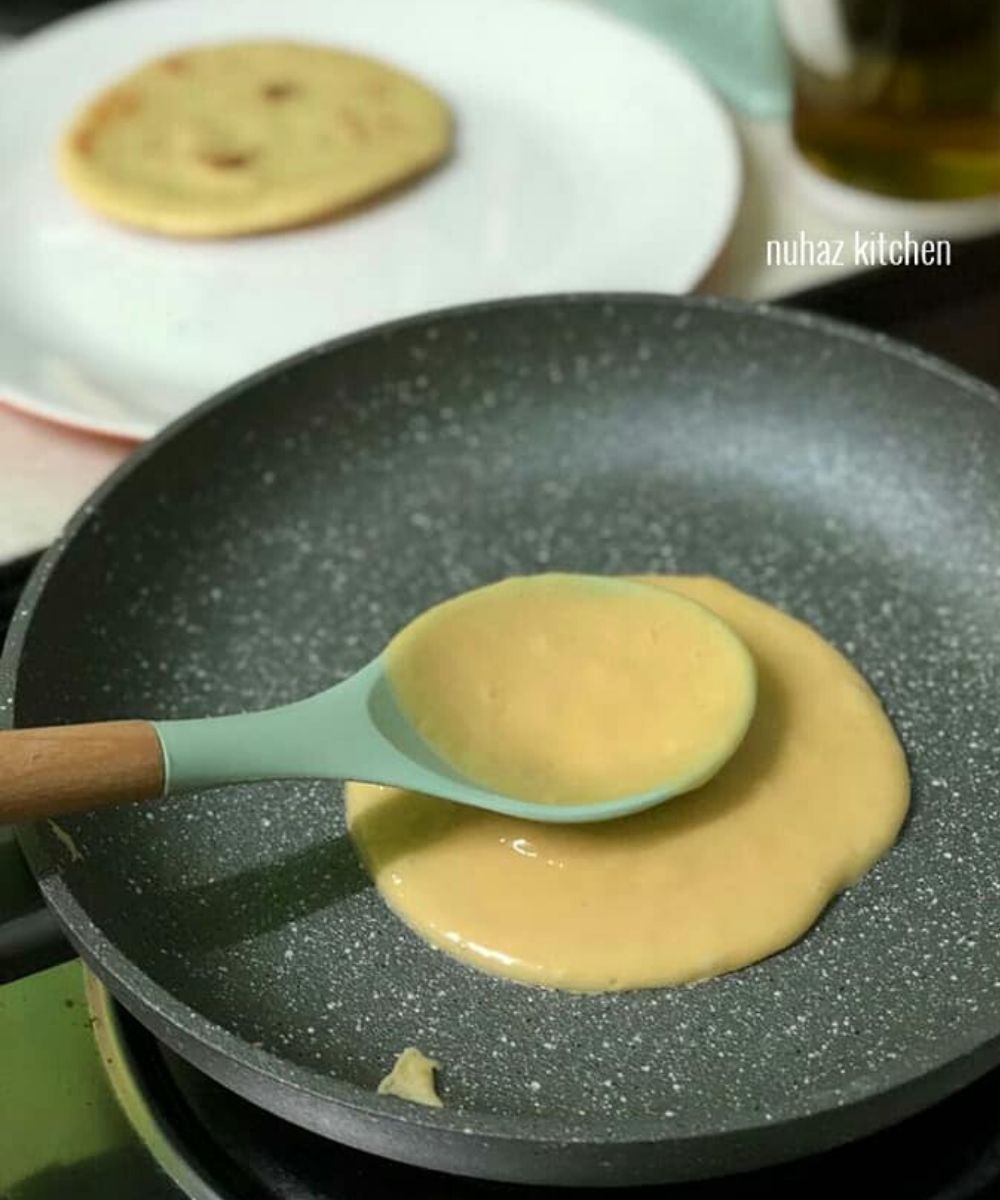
[92,89,141,123]
[338,106,369,144]
[160,54,190,75]
[262,81,298,101]
[72,127,95,157]
[198,150,255,169]
[73,89,141,154]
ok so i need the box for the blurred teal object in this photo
[592,0,790,116]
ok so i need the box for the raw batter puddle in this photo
[348,576,909,991]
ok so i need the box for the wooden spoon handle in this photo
[0,721,164,823]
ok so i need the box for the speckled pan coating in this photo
[3,296,1000,1186]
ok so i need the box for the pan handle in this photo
[0,828,75,982]
[0,721,165,823]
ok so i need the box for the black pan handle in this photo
[0,551,74,980]
[0,827,75,982]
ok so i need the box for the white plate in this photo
[0,0,740,440]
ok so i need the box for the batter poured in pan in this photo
[346,576,909,991]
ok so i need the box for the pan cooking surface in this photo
[5,297,1000,1170]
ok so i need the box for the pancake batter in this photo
[348,577,909,990]
[385,573,756,806]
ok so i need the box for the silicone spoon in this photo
[0,587,755,827]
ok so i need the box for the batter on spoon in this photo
[385,573,756,807]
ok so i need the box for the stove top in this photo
[5,253,1000,1198]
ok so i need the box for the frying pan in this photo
[3,295,1000,1188]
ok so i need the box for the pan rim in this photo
[4,290,1000,1151]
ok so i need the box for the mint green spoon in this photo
[0,574,757,828]
[0,650,751,827]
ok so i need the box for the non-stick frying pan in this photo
[3,295,1000,1188]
